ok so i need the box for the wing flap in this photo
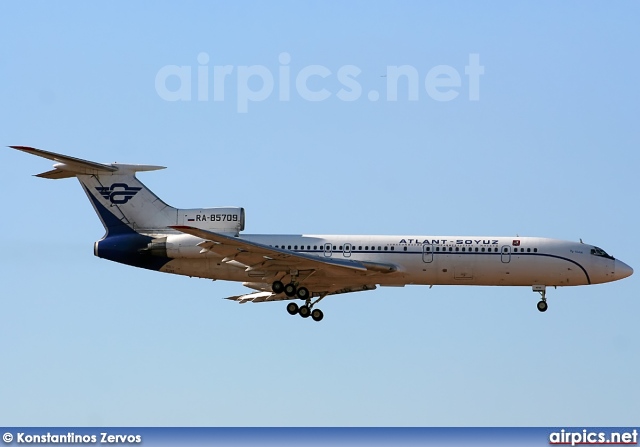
[225,284,378,304]
[225,291,291,303]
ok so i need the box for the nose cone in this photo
[616,260,634,280]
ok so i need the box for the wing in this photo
[170,226,398,275]
[169,226,398,300]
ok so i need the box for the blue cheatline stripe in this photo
[279,248,592,284]
[530,253,591,284]
[80,184,592,283]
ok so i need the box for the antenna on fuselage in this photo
[580,238,583,244]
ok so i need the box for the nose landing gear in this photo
[536,300,548,312]
[533,285,548,312]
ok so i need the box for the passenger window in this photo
[449,247,453,252]
[391,246,394,251]
[365,246,369,250]
[404,247,407,251]
[534,248,538,252]
[481,248,485,252]
[288,245,291,249]
[384,246,388,251]
[527,248,531,253]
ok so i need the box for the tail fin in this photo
[10,146,176,235]
[13,146,245,272]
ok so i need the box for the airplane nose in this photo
[616,260,634,280]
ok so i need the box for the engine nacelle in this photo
[143,233,218,259]
[141,207,245,259]
[177,207,245,234]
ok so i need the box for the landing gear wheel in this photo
[537,300,548,312]
[272,280,285,294]
[298,305,311,318]
[311,308,324,322]
[286,302,299,315]
[532,285,548,313]
[284,283,297,297]
[296,287,310,300]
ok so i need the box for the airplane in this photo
[10,146,633,322]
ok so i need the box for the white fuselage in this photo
[151,233,630,289]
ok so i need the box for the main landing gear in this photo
[273,280,324,322]
[286,302,324,322]
[272,280,309,300]
[289,284,309,300]
[533,285,548,312]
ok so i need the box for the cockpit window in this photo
[590,246,615,260]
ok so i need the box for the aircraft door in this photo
[501,245,511,263]
[324,243,332,257]
[344,243,352,258]
[422,244,433,263]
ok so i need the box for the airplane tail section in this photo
[10,146,176,235]
[11,146,245,271]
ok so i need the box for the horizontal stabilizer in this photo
[9,146,166,178]
[34,168,77,179]
[10,146,117,176]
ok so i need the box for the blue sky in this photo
[1,1,639,426]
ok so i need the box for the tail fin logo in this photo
[95,183,142,204]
